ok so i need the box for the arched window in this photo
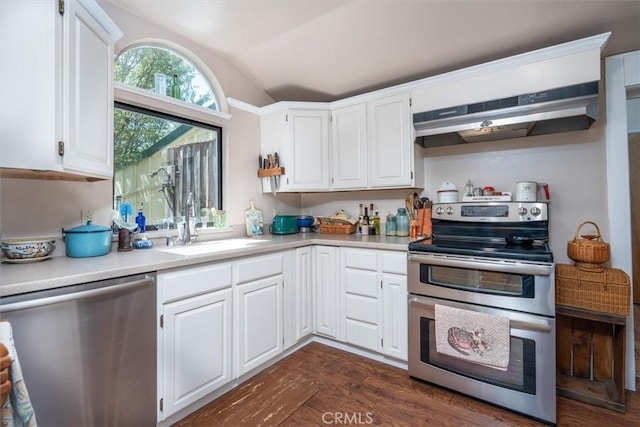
[113,45,224,231]
[114,45,219,109]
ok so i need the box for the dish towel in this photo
[434,304,510,370]
[0,322,37,427]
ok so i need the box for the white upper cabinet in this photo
[0,0,122,179]
[256,93,421,193]
[332,93,419,190]
[331,103,368,190]
[260,108,331,192]
[367,93,415,188]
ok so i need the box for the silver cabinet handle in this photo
[0,276,154,313]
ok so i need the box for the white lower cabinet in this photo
[313,245,341,339]
[340,248,408,360]
[157,246,406,422]
[158,263,233,420]
[293,246,313,342]
[233,253,285,377]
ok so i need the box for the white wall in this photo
[421,127,608,264]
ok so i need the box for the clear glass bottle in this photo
[385,211,396,236]
[396,208,410,237]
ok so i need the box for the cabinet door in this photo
[314,246,340,339]
[382,272,408,361]
[331,103,368,189]
[295,246,313,341]
[235,275,283,377]
[161,288,232,418]
[368,93,414,187]
[0,0,57,171]
[62,0,118,178]
[284,110,330,191]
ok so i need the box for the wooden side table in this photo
[556,306,626,412]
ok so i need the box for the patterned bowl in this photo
[1,239,56,259]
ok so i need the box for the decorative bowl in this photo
[1,238,56,259]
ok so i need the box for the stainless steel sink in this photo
[157,238,269,256]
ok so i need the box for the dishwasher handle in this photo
[0,276,155,313]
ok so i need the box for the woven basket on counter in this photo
[555,263,630,316]
[317,217,357,235]
[567,221,610,267]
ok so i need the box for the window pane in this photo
[114,105,222,230]
[114,45,218,110]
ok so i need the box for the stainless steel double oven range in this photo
[407,201,556,424]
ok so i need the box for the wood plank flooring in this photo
[175,342,640,427]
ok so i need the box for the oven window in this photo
[421,265,534,297]
[420,318,536,394]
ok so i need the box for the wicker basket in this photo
[567,221,610,265]
[317,217,357,235]
[556,263,630,316]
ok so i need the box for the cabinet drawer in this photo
[381,251,407,275]
[345,319,378,351]
[344,269,378,298]
[160,263,232,303]
[235,253,284,284]
[343,248,376,270]
[345,294,378,324]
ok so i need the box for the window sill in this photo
[114,83,232,124]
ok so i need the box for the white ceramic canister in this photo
[515,181,538,201]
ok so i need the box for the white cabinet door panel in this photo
[235,276,283,376]
[368,93,413,187]
[331,103,368,189]
[63,1,115,177]
[382,273,408,361]
[295,247,313,341]
[287,110,330,191]
[314,246,340,339]
[162,288,232,418]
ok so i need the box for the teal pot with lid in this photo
[62,221,112,258]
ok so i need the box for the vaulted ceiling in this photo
[108,0,640,102]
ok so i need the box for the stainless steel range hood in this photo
[413,81,599,147]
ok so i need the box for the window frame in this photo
[113,83,229,229]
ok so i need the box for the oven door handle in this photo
[408,295,553,333]
[408,253,553,276]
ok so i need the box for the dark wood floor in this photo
[175,342,640,427]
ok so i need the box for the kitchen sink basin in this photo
[157,238,269,256]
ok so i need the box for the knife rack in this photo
[257,167,285,178]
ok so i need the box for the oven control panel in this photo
[432,202,548,222]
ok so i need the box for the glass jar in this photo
[385,212,396,236]
[396,208,409,237]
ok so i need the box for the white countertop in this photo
[0,233,412,297]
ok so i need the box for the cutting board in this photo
[244,200,264,237]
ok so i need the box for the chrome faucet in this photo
[172,192,198,245]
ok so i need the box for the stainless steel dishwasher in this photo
[0,273,156,426]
